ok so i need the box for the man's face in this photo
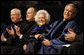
[10,10,21,23]
[37,13,46,27]
[63,5,76,20]
[26,8,35,21]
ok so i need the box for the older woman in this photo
[24,10,50,54]
[13,10,50,54]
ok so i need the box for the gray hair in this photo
[35,10,50,24]
[10,8,21,14]
[65,3,77,17]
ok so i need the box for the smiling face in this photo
[10,9,21,23]
[26,7,35,21]
[63,5,76,20]
[36,13,46,27]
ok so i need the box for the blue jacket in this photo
[38,19,80,54]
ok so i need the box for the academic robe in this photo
[1,20,36,54]
[1,20,24,54]
[24,24,49,54]
[38,19,80,54]
[1,21,24,46]
[10,24,49,54]
[58,33,83,54]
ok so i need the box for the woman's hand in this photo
[35,34,44,39]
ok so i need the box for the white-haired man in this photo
[1,8,22,42]
[1,8,24,54]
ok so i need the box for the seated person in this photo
[20,7,36,35]
[58,28,83,54]
[1,8,24,54]
[37,3,80,54]
[13,10,51,54]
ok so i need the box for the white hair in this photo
[35,10,50,24]
[11,8,21,14]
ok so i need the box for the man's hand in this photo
[15,25,22,37]
[42,39,51,47]
[65,28,76,41]
[6,27,15,36]
[1,33,7,42]
[23,44,27,51]
[35,34,44,39]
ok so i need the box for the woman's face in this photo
[37,13,46,27]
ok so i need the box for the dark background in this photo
[1,1,83,32]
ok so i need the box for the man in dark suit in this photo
[37,3,80,54]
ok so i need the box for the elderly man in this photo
[1,8,23,43]
[1,8,24,54]
[37,3,80,54]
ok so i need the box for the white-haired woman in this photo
[14,10,50,54]
[24,10,50,54]
[35,9,50,27]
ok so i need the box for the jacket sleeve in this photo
[50,20,80,49]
